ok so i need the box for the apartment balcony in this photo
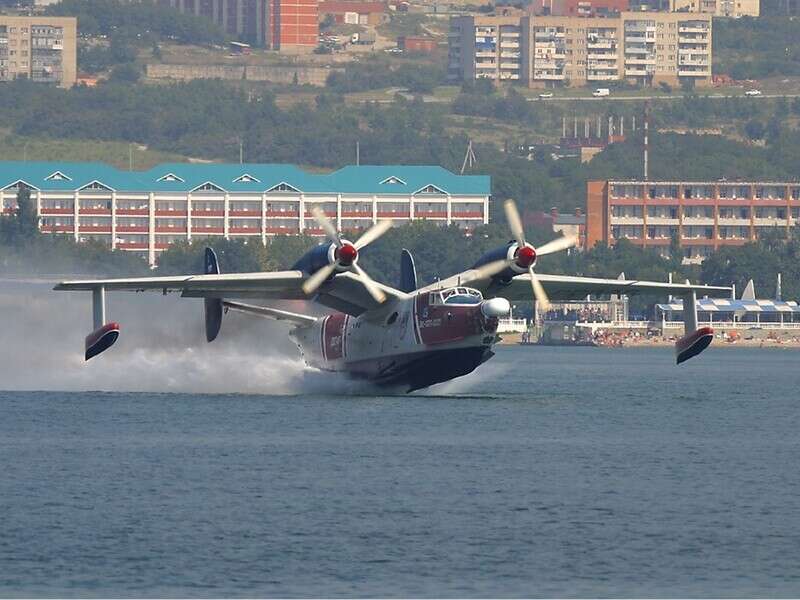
[587,39,615,49]
[475,50,495,58]
[678,25,709,33]
[40,207,74,215]
[588,52,618,60]
[588,73,619,80]
[678,35,709,44]
[476,62,497,69]
[499,72,520,80]
[500,31,520,37]
[588,62,619,71]
[625,56,656,65]
[625,68,651,76]
[625,46,650,55]
[645,217,679,225]
[678,58,709,66]
[534,72,566,80]
[754,218,789,226]
[625,24,656,33]
[717,217,751,226]
[499,62,520,70]
[41,224,74,233]
[610,216,645,224]
[678,68,710,77]
[500,51,520,58]
[682,217,715,225]
[500,42,520,49]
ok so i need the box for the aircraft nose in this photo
[480,297,510,318]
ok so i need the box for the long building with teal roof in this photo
[0,161,491,264]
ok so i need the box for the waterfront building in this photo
[586,179,800,263]
[0,162,491,265]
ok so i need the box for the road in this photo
[370,90,800,104]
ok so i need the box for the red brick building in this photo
[158,0,317,51]
[274,0,319,50]
[587,180,800,262]
[397,36,438,53]
[318,1,388,25]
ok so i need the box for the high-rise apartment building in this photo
[0,16,76,88]
[448,15,529,83]
[447,11,712,88]
[586,180,800,262]
[669,0,759,16]
[157,0,318,51]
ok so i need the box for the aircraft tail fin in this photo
[399,248,418,293]
[204,247,223,342]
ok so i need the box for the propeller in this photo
[301,207,392,303]
[467,199,578,312]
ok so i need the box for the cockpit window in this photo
[441,287,483,305]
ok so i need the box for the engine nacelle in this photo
[293,240,358,278]
[471,242,536,281]
[292,242,338,275]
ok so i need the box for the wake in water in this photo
[0,279,505,397]
[0,280,364,395]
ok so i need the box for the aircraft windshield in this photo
[441,287,483,305]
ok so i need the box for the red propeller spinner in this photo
[515,244,536,269]
[336,243,358,266]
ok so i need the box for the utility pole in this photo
[460,139,476,174]
[239,138,244,164]
[356,140,360,166]
[129,143,133,171]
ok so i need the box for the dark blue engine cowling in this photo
[471,242,518,283]
[292,242,336,275]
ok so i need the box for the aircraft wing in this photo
[490,273,731,302]
[54,271,308,298]
[423,271,730,301]
[54,270,407,311]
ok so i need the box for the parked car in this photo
[592,88,610,97]
[538,92,554,99]
[744,89,762,96]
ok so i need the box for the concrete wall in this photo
[146,63,342,86]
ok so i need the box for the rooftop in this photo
[0,162,491,196]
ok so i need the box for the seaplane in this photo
[55,200,730,391]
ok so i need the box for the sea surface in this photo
[2,345,800,598]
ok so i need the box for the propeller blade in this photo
[310,206,342,247]
[301,262,337,295]
[351,262,387,304]
[465,258,514,283]
[529,266,551,312]
[537,234,578,256]
[354,219,393,250]
[504,199,526,246]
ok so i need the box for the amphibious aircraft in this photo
[55,200,729,391]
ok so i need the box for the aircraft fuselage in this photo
[291,287,504,391]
